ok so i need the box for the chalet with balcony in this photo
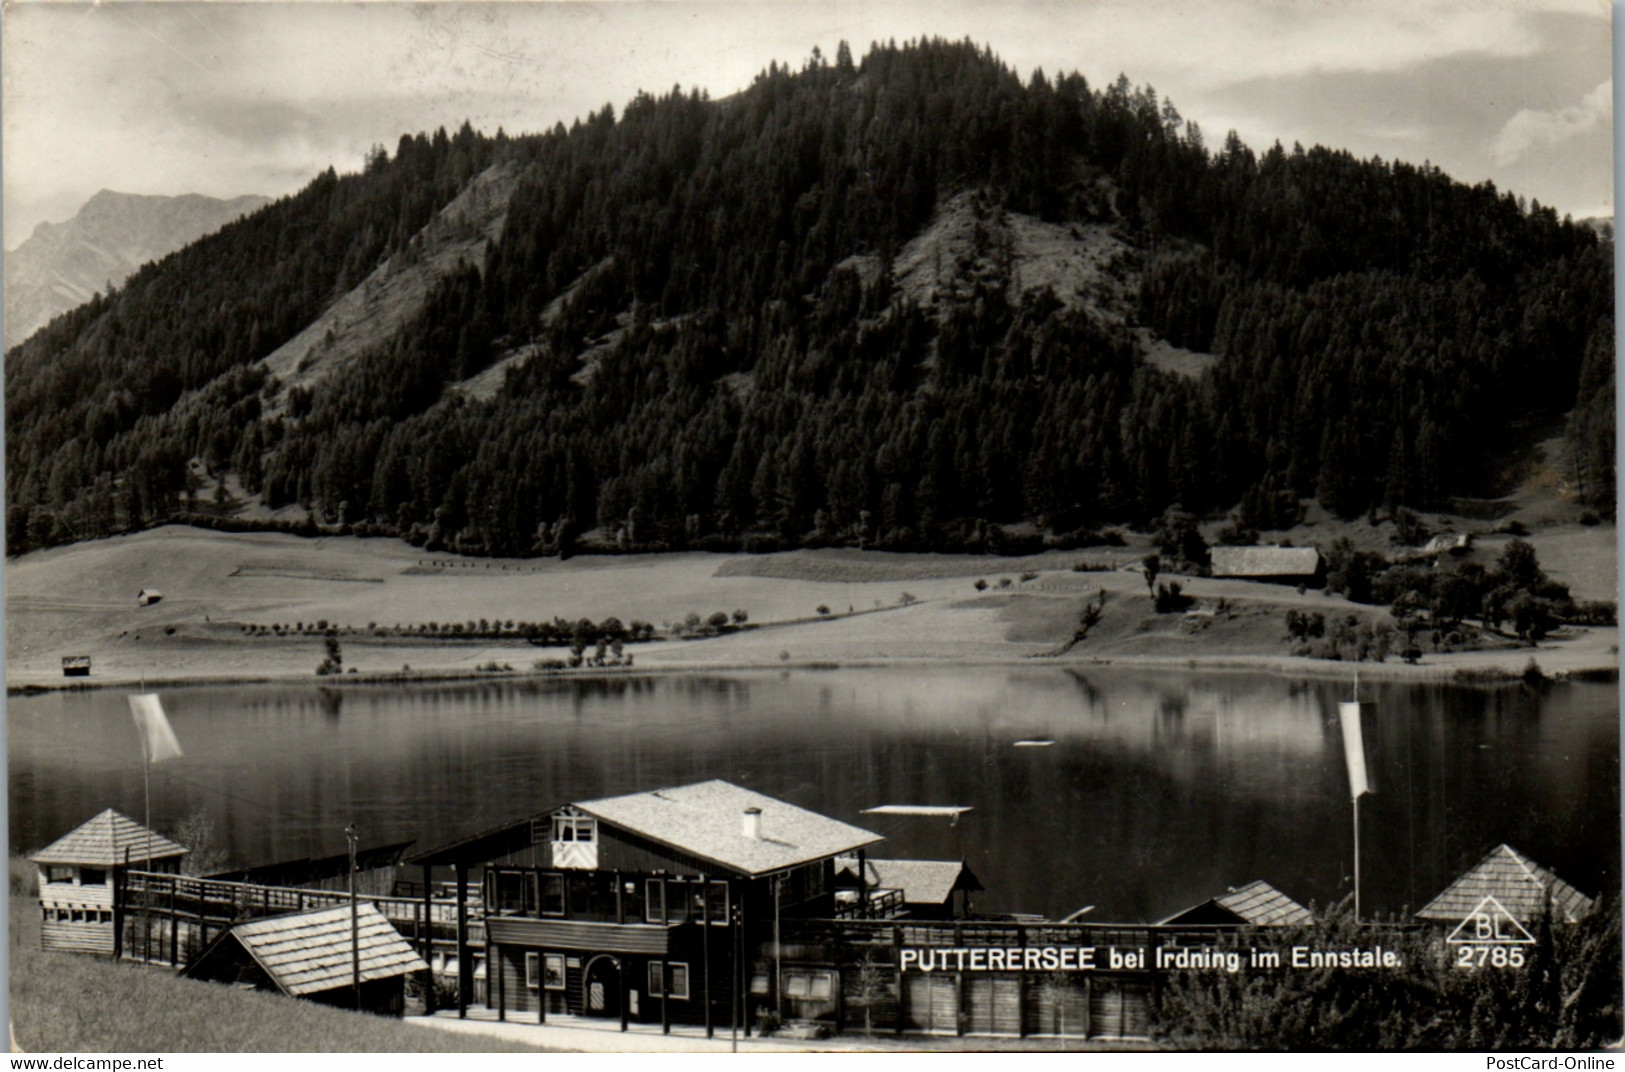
[408,779,884,1033]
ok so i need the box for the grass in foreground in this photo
[9,859,548,1053]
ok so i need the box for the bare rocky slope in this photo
[4,190,270,350]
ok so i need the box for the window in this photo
[649,961,690,1000]
[46,866,73,884]
[750,972,770,996]
[540,874,565,916]
[543,954,566,991]
[644,878,665,924]
[785,971,835,1002]
[552,817,596,843]
[666,881,690,924]
[706,881,730,924]
[525,952,539,991]
[492,870,534,915]
[644,878,704,924]
[80,868,106,887]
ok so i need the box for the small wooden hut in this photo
[182,904,427,1016]
[32,809,188,955]
[837,858,984,919]
[1158,880,1314,927]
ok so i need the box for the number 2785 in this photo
[1455,945,1525,969]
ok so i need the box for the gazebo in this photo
[31,808,188,956]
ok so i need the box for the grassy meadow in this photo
[4,520,1615,688]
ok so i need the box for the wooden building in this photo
[409,781,1208,1040]
[182,904,427,1016]
[1208,546,1322,584]
[409,779,885,1033]
[61,655,91,678]
[836,858,984,920]
[32,809,187,955]
[207,840,413,898]
[1417,844,1595,927]
[1158,880,1313,927]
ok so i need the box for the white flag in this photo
[1338,701,1374,799]
[129,694,183,764]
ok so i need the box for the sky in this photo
[1,0,1614,249]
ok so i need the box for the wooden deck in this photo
[115,870,483,970]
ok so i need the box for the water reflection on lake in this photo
[8,668,1617,923]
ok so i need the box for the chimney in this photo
[742,806,763,840]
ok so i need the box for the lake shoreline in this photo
[10,632,1616,695]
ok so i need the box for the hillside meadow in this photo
[5,524,1614,689]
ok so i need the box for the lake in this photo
[9,668,1617,923]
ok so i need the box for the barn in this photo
[1208,546,1322,584]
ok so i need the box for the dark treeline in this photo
[6,39,1612,557]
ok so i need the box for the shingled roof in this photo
[1417,844,1595,924]
[842,858,984,905]
[189,905,426,996]
[1158,880,1314,926]
[577,780,883,877]
[1209,546,1321,578]
[1215,880,1314,926]
[31,809,188,868]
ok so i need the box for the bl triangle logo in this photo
[1445,895,1536,945]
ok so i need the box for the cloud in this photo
[1490,80,1612,165]
[2,0,1612,242]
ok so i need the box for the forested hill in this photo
[6,39,1613,559]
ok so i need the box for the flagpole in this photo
[140,677,154,870]
[142,718,152,965]
[1353,793,1361,923]
[1352,668,1360,923]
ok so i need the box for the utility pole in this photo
[346,824,361,1011]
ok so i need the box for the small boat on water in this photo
[1013,738,1054,747]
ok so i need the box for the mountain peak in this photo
[5,189,270,349]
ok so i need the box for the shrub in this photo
[1154,582,1193,613]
